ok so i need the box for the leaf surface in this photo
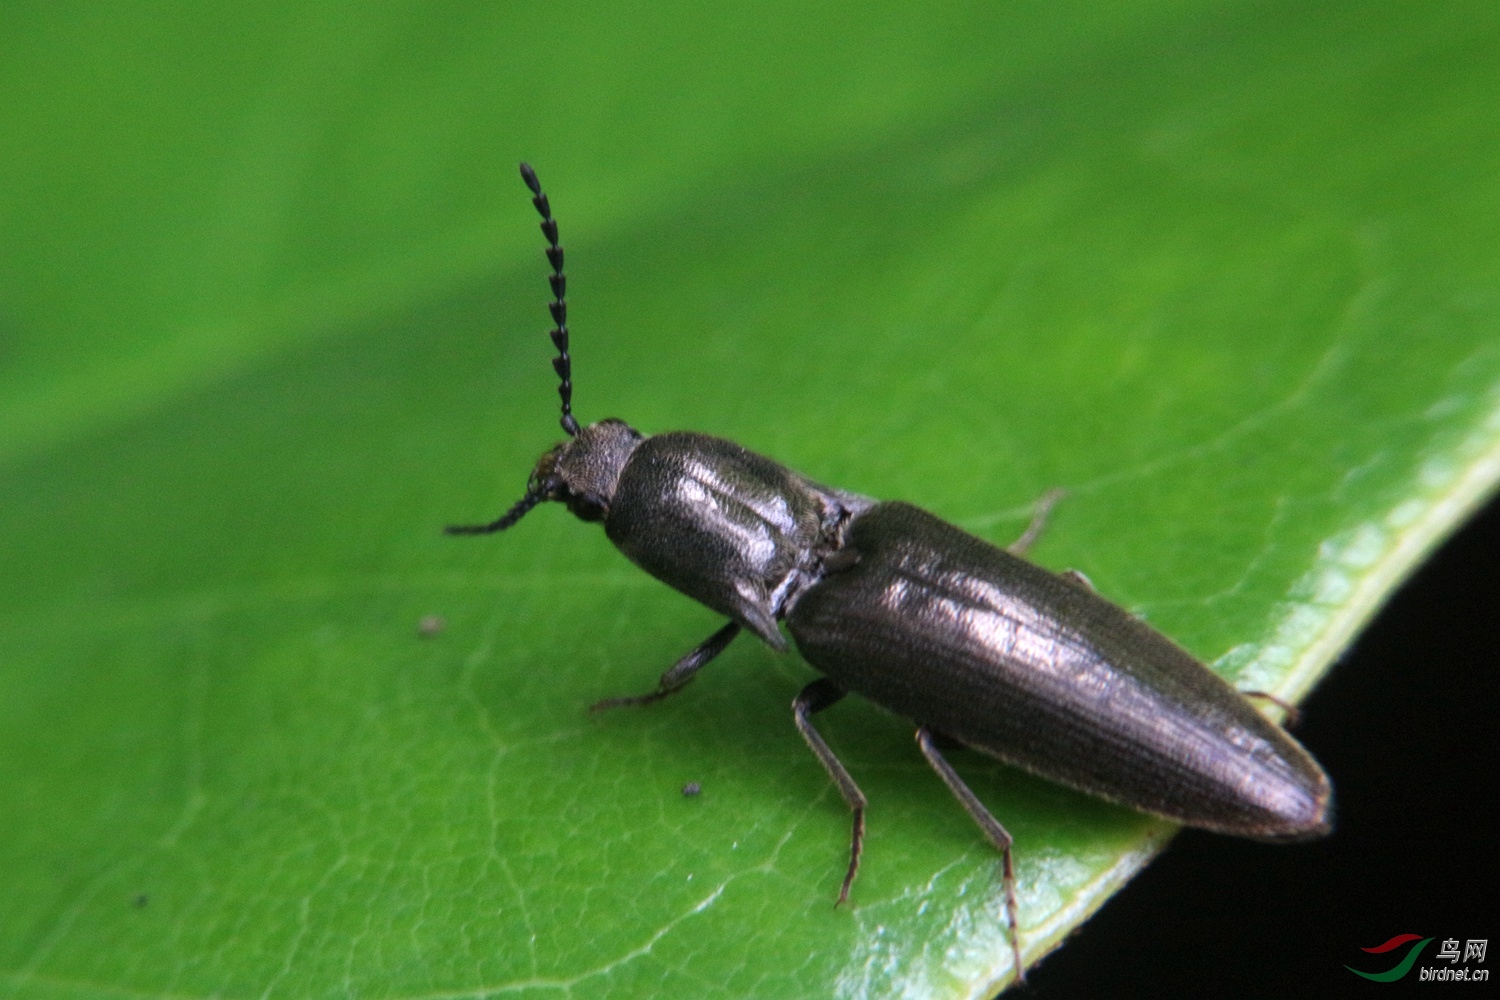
[2,2,1498,997]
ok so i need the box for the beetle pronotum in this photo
[448,164,1332,981]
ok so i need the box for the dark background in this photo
[1024,495,1498,998]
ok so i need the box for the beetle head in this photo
[445,418,643,536]
[438,419,639,536]
[528,418,644,522]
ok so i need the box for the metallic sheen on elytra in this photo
[788,502,1330,839]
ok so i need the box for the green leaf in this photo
[3,2,1497,997]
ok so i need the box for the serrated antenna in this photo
[520,162,580,438]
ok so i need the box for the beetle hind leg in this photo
[792,678,867,906]
[1241,689,1301,727]
[1060,568,1095,590]
[915,726,1026,983]
[590,621,741,711]
[1007,487,1067,556]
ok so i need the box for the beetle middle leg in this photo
[915,726,1026,982]
[792,678,868,906]
[590,621,741,711]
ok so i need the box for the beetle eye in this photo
[564,491,608,522]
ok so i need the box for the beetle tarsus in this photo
[916,726,1025,983]
[590,621,742,711]
[837,806,865,908]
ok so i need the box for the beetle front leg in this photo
[590,621,741,711]
[792,678,868,906]
[915,726,1026,983]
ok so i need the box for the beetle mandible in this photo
[447,163,1333,982]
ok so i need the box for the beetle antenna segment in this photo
[444,488,546,535]
[520,162,580,438]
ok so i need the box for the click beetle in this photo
[448,163,1332,982]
